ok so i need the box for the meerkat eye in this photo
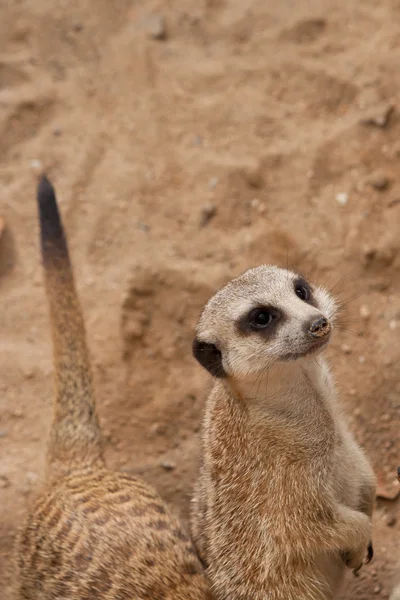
[249,309,273,329]
[295,285,309,301]
[294,277,313,303]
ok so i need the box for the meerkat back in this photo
[15,177,212,600]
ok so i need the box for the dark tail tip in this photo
[37,175,68,259]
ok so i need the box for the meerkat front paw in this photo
[341,540,373,576]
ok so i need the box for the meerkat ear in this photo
[192,338,226,378]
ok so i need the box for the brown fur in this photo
[388,469,400,600]
[15,176,212,599]
[191,266,376,600]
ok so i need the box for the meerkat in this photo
[191,265,376,600]
[15,176,212,600]
[388,468,400,600]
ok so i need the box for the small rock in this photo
[149,422,166,436]
[30,159,43,174]
[353,407,361,416]
[359,305,371,319]
[374,584,382,594]
[250,198,260,209]
[388,198,400,208]
[200,203,217,227]
[25,471,39,485]
[389,319,397,330]
[0,431,7,439]
[72,23,83,32]
[208,177,219,190]
[160,459,176,471]
[376,482,400,501]
[341,344,352,354]
[368,173,391,191]
[335,192,348,206]
[360,104,394,128]
[385,514,396,527]
[53,127,62,137]
[146,15,167,40]
[0,475,10,488]
[244,164,263,188]
[358,355,365,364]
[12,408,23,418]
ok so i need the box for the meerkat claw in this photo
[366,541,373,563]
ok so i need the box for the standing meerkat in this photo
[191,265,376,600]
[388,468,400,600]
[15,176,212,600]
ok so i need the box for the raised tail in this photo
[37,176,103,476]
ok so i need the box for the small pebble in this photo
[146,14,167,40]
[385,514,396,527]
[12,408,23,417]
[30,159,43,174]
[389,319,397,330]
[336,192,348,206]
[360,104,394,128]
[374,584,382,594]
[250,198,260,209]
[200,203,217,227]
[353,407,361,416]
[368,174,391,191]
[359,305,371,319]
[149,422,166,436]
[341,344,351,354]
[160,460,176,472]
[358,355,365,364]
[25,471,39,485]
[208,177,219,190]
[0,475,11,488]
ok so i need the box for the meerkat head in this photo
[193,265,337,379]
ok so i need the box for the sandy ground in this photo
[0,0,399,598]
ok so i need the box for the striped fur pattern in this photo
[15,176,212,600]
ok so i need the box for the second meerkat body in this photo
[191,266,375,600]
[15,177,212,599]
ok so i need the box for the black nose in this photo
[307,316,331,339]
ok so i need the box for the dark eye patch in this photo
[294,277,316,306]
[237,305,283,336]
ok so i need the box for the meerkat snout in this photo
[306,316,331,339]
[193,265,337,378]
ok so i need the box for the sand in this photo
[0,0,399,597]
